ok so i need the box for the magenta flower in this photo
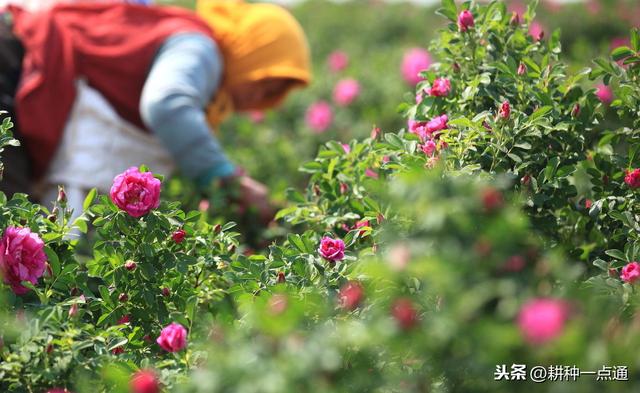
[427,78,451,97]
[401,48,432,86]
[305,101,333,133]
[498,100,511,119]
[0,226,47,295]
[365,168,379,179]
[130,369,160,393]
[342,143,351,154]
[621,262,640,284]
[457,10,475,32]
[156,322,187,353]
[517,298,568,345]
[625,168,640,189]
[420,140,437,156]
[333,78,361,106]
[529,21,545,41]
[327,50,349,73]
[318,236,345,262]
[110,167,161,218]
[596,84,614,105]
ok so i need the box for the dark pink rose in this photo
[110,167,161,218]
[621,262,640,284]
[625,168,640,189]
[156,322,187,352]
[427,78,451,97]
[0,226,47,295]
[318,236,345,261]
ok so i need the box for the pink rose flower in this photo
[0,226,47,295]
[624,168,640,189]
[621,262,640,284]
[339,281,364,310]
[130,369,160,393]
[517,298,568,344]
[333,78,360,106]
[596,84,614,105]
[529,21,545,41]
[498,100,511,119]
[420,140,437,156]
[305,101,333,133]
[327,50,349,72]
[110,167,161,218]
[401,48,432,86]
[318,236,345,262]
[427,78,451,97]
[156,322,187,352]
[457,10,475,32]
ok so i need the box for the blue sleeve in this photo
[139,33,235,189]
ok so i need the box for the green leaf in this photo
[83,188,97,211]
[44,247,61,277]
[287,234,308,253]
[604,249,627,262]
[529,106,552,122]
[611,46,634,61]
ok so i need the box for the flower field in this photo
[2,0,640,392]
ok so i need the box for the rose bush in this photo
[2,1,640,392]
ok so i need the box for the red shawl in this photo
[7,4,215,178]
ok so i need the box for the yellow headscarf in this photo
[196,0,312,126]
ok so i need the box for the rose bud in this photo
[57,186,67,204]
[370,126,381,139]
[571,104,580,118]
[481,187,504,212]
[391,298,419,330]
[457,10,475,32]
[171,229,186,244]
[517,62,526,75]
[124,260,137,271]
[118,293,129,302]
[339,183,349,195]
[112,347,124,355]
[277,272,286,284]
[521,174,531,186]
[498,100,510,120]
[161,287,171,297]
[510,11,520,26]
[213,224,222,234]
[68,303,78,318]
